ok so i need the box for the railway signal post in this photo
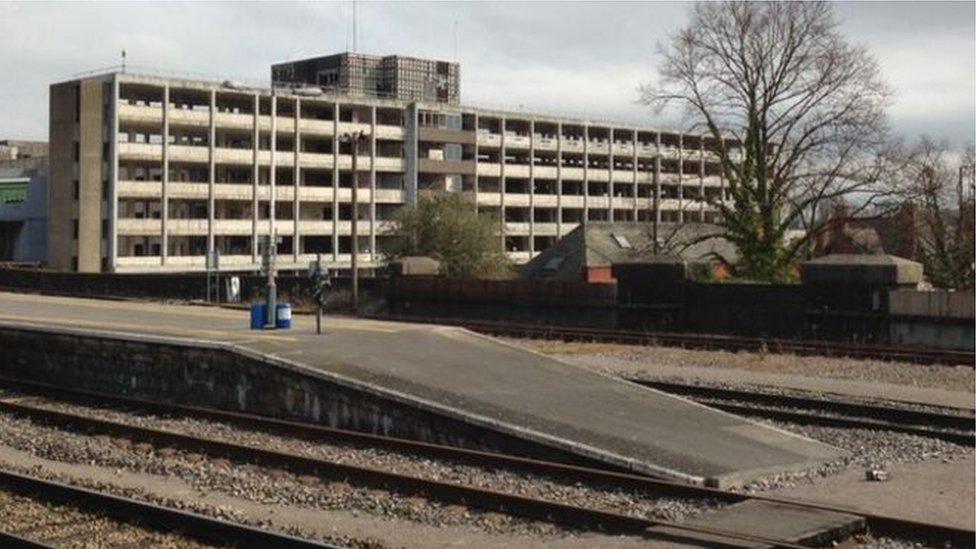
[309,253,330,335]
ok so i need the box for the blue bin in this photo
[275,302,292,329]
[249,302,267,330]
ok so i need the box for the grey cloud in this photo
[0,1,972,145]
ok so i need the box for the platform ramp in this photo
[0,292,847,487]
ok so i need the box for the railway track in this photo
[628,379,976,447]
[0,377,971,548]
[0,467,334,548]
[366,314,975,367]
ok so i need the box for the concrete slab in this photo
[0,292,847,487]
[652,501,864,547]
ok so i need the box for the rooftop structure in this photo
[272,52,460,105]
[0,140,49,170]
[48,68,736,273]
[521,221,735,283]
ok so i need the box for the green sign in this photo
[0,181,28,205]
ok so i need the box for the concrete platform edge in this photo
[0,320,709,485]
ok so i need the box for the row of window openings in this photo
[479,181,729,200]
[119,167,404,189]
[476,128,724,150]
[483,209,707,227]
[119,235,387,258]
[118,132,399,155]
[115,199,716,224]
[477,132,719,150]
[120,92,404,124]
[112,172,725,200]
[482,153,716,173]
[109,170,725,199]
[118,201,391,222]
[499,208,720,224]
[114,133,719,173]
[114,215,715,258]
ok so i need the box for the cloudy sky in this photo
[1,1,973,146]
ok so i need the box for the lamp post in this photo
[340,129,366,313]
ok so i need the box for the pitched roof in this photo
[521,222,737,281]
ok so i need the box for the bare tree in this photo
[896,139,975,289]
[642,2,893,281]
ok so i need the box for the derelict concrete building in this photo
[48,56,735,273]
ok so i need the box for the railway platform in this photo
[0,291,846,487]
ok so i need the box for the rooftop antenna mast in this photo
[121,49,127,73]
[453,20,458,62]
[352,0,357,52]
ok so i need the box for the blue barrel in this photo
[249,302,267,330]
[275,302,292,329]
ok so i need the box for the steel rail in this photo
[1,378,973,547]
[366,314,975,367]
[0,530,51,549]
[0,468,335,548]
[0,386,807,549]
[629,379,975,447]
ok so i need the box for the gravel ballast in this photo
[730,418,972,493]
[0,482,208,548]
[0,397,724,536]
[512,339,975,392]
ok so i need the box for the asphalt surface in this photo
[0,292,846,486]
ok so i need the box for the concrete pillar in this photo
[699,135,706,221]
[677,134,684,224]
[528,119,535,256]
[632,129,639,221]
[369,105,377,262]
[161,84,169,265]
[582,123,589,223]
[332,101,340,262]
[270,93,277,260]
[608,128,614,222]
[499,116,506,252]
[293,98,301,263]
[720,159,727,212]
[251,93,259,262]
[109,75,120,272]
[555,121,562,238]
[207,89,216,260]
[472,113,479,213]
[654,132,662,225]
[403,102,419,206]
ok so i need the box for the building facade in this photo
[0,155,48,263]
[272,53,460,105]
[48,70,732,273]
[0,140,49,162]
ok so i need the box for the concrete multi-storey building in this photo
[48,66,732,273]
